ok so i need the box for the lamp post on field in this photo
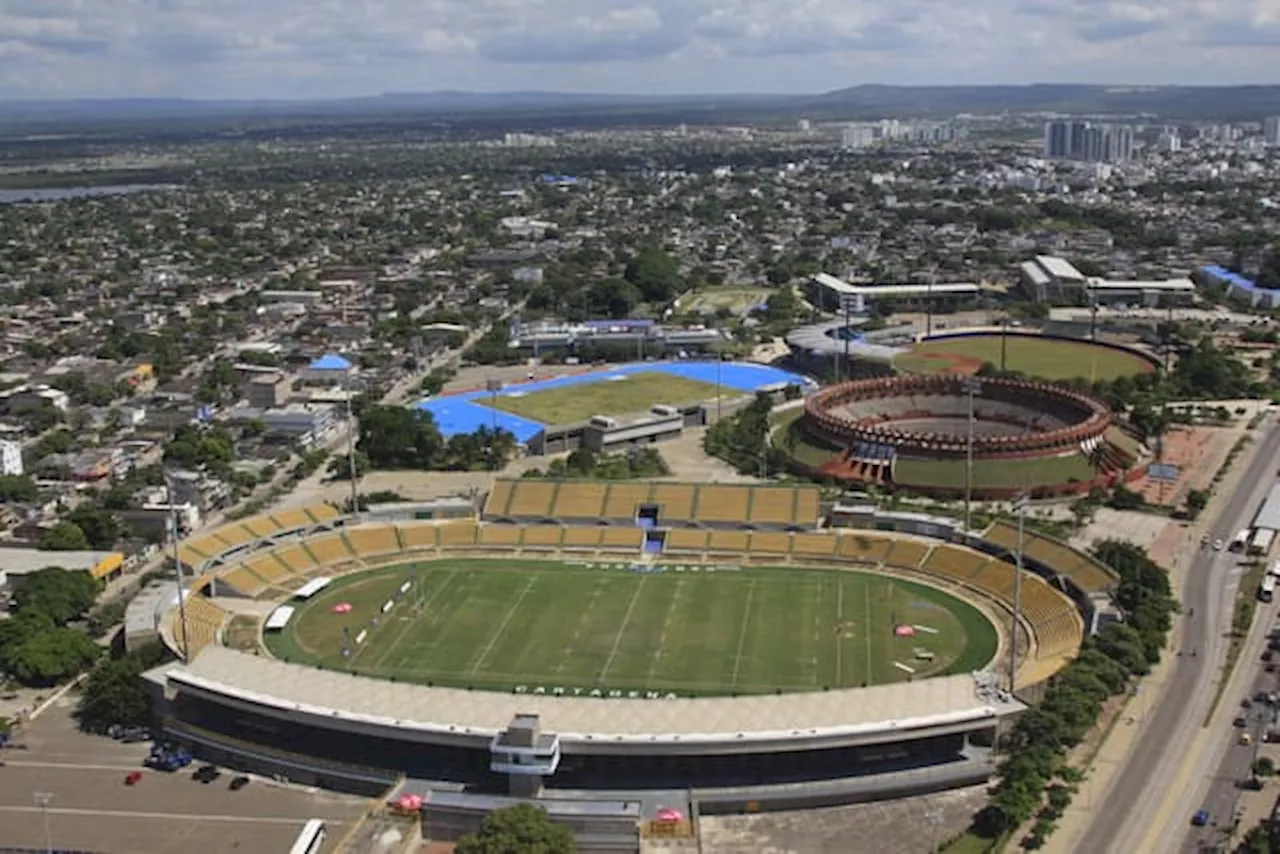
[33,791,53,854]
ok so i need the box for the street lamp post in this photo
[1010,493,1029,691]
[33,791,52,854]
[163,469,190,662]
[961,377,981,532]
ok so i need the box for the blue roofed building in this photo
[1200,265,1280,309]
[305,353,356,383]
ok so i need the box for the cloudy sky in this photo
[2,0,1278,100]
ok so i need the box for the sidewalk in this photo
[1042,424,1265,854]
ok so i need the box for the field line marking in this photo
[644,576,684,690]
[598,575,648,683]
[863,578,874,681]
[346,568,435,669]
[366,567,454,670]
[835,577,843,688]
[468,573,539,675]
[729,579,757,687]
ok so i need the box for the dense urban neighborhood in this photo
[4,96,1280,853]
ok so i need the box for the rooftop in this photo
[164,646,1020,743]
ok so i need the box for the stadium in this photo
[782,373,1144,499]
[136,481,1111,842]
[414,361,814,455]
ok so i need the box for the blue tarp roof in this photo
[414,361,815,442]
[309,353,353,370]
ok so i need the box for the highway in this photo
[1077,420,1280,854]
[1181,659,1280,853]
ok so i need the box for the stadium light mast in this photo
[842,299,852,381]
[346,385,360,520]
[1009,492,1029,692]
[163,468,190,663]
[34,791,53,854]
[961,376,981,532]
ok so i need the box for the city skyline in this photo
[4,0,1280,100]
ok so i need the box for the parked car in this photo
[229,775,250,791]
[124,771,142,786]
[1193,809,1210,827]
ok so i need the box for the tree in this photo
[623,246,681,304]
[12,568,101,625]
[37,521,90,551]
[1185,489,1210,521]
[74,644,170,733]
[0,474,38,503]
[2,626,100,686]
[455,804,576,854]
[68,506,121,549]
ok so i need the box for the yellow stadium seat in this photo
[398,524,439,550]
[485,480,516,516]
[521,526,564,549]
[552,483,609,519]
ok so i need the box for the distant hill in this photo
[0,84,1276,129]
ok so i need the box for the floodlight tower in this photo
[961,376,982,531]
[1009,492,1029,691]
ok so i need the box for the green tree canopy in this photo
[74,644,170,733]
[12,567,101,625]
[0,621,99,687]
[37,521,90,551]
[68,506,121,550]
[0,474,38,503]
[455,804,576,854]
[623,246,681,304]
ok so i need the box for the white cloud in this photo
[0,0,1274,98]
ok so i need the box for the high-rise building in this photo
[1043,120,1134,163]
[841,124,877,149]
[0,439,23,476]
[1264,116,1280,147]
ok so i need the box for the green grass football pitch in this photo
[894,334,1155,382]
[482,371,727,426]
[267,559,998,696]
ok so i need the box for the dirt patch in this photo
[1130,426,1238,507]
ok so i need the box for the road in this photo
[1077,420,1280,854]
[1181,659,1280,853]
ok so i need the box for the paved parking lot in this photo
[0,702,368,853]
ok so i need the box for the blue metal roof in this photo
[1202,265,1278,293]
[309,353,353,370]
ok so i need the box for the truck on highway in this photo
[1232,528,1252,553]
[1252,528,1277,556]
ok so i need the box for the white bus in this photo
[1231,529,1252,553]
[1261,576,1276,604]
[289,819,326,854]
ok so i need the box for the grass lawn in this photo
[894,334,1155,382]
[772,408,840,469]
[265,559,997,696]
[483,371,728,425]
[682,287,772,316]
[894,453,1098,490]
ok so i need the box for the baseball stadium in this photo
[780,327,1155,497]
[137,481,1111,841]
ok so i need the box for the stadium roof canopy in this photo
[162,646,1022,744]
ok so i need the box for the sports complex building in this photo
[414,360,813,455]
[137,481,1116,846]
